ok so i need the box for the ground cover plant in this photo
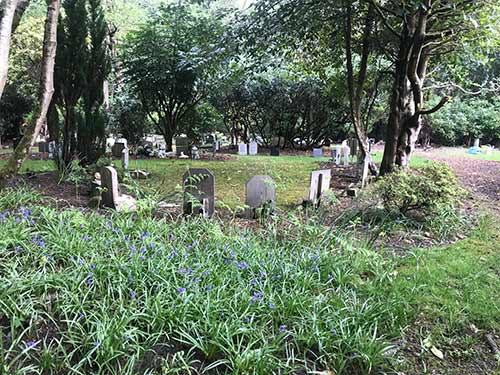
[1,187,499,374]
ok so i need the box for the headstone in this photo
[112,142,126,158]
[473,138,480,148]
[249,141,258,156]
[308,169,332,206]
[100,166,137,211]
[238,143,248,156]
[183,168,215,218]
[175,136,189,156]
[270,147,280,157]
[122,147,129,169]
[38,141,49,153]
[335,146,341,166]
[312,148,323,158]
[245,176,276,218]
[100,166,120,209]
[343,146,350,167]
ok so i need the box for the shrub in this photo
[375,162,464,216]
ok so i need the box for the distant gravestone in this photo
[308,169,332,206]
[245,175,276,218]
[112,142,126,158]
[38,141,49,153]
[183,168,215,218]
[335,146,341,166]
[191,146,200,160]
[312,148,323,158]
[270,147,280,157]
[122,147,129,169]
[343,146,350,167]
[238,143,248,156]
[249,141,258,155]
[48,141,56,159]
[175,137,190,156]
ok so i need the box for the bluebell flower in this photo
[90,264,96,270]
[177,287,186,294]
[82,235,89,241]
[37,240,45,247]
[269,302,275,309]
[87,278,94,285]
[237,261,249,270]
[279,325,287,333]
[25,341,38,349]
[94,340,100,347]
[130,291,136,299]
[331,329,337,335]
[250,279,257,286]
[14,246,21,253]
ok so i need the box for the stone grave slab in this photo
[238,143,248,156]
[100,166,136,211]
[183,168,215,218]
[312,148,323,158]
[308,169,332,206]
[245,175,276,218]
[249,141,258,155]
[112,142,126,158]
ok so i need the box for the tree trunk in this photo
[12,0,30,32]
[0,0,19,100]
[0,0,60,177]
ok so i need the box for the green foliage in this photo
[429,97,500,145]
[375,162,464,216]
[121,2,227,149]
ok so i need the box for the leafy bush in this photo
[375,162,464,216]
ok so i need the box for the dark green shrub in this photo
[375,162,465,215]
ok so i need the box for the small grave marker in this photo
[122,147,129,169]
[270,147,280,156]
[308,169,332,206]
[335,146,341,166]
[343,146,350,167]
[183,168,215,218]
[245,176,276,218]
[238,143,248,156]
[112,142,126,158]
[249,141,258,155]
[312,148,323,158]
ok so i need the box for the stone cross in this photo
[183,168,215,218]
[308,169,332,206]
[122,147,129,169]
[313,148,323,158]
[238,143,248,156]
[249,141,258,155]
[245,176,276,218]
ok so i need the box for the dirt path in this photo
[415,152,500,211]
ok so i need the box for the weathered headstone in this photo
[175,136,190,156]
[308,169,332,206]
[249,141,258,156]
[100,166,137,211]
[270,147,280,156]
[238,143,248,156]
[122,147,129,169]
[343,146,350,167]
[473,138,480,148]
[191,146,200,160]
[183,168,215,218]
[112,142,126,158]
[312,148,323,158]
[100,166,120,209]
[245,175,276,218]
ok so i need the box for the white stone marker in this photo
[238,143,248,156]
[335,146,341,166]
[343,146,350,167]
[308,169,332,206]
[249,141,258,155]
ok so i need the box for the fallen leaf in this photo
[430,346,444,359]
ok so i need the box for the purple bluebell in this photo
[279,325,287,333]
[177,287,186,294]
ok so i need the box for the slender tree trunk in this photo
[11,0,30,32]
[0,0,19,100]
[1,0,60,177]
